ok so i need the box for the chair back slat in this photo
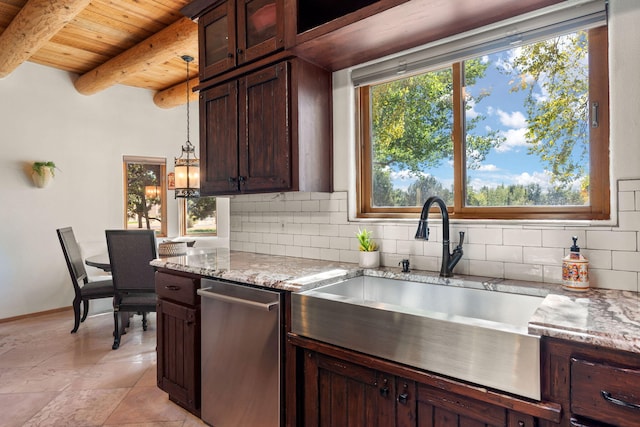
[106,230,157,293]
[57,227,88,286]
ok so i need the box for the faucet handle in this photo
[457,231,465,248]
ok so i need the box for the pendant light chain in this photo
[183,55,193,147]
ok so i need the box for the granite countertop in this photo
[151,248,640,354]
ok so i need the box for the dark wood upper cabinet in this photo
[284,0,565,72]
[194,0,284,82]
[199,57,331,196]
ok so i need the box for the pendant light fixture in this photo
[174,54,200,199]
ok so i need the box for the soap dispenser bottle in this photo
[562,236,589,292]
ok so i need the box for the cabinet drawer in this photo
[571,358,640,427]
[155,272,199,306]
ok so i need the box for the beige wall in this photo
[0,62,194,318]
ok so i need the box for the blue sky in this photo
[387,38,588,194]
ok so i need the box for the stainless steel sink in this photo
[291,275,544,400]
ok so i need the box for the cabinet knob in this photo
[379,386,389,397]
[237,48,243,55]
[398,393,409,404]
[228,52,234,58]
[238,176,246,184]
[228,177,237,183]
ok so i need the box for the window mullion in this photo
[452,62,465,214]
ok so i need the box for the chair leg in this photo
[71,296,82,333]
[112,309,121,350]
[142,312,148,331]
[81,300,89,323]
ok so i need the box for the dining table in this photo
[84,253,111,272]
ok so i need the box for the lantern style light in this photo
[174,55,200,199]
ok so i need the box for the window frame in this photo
[123,156,168,237]
[356,26,609,221]
[180,197,218,237]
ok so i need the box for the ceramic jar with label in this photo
[562,236,589,292]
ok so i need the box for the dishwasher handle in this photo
[198,287,279,311]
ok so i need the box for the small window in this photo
[357,25,609,220]
[124,156,167,236]
[181,197,217,236]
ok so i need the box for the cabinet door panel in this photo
[200,81,240,195]
[305,351,394,427]
[156,299,200,413]
[199,1,236,81]
[239,62,290,192]
[237,0,284,64]
[417,384,505,427]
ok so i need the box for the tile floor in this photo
[0,309,207,427]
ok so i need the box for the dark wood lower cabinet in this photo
[155,271,201,417]
[293,335,562,427]
[542,337,640,427]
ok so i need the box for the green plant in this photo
[32,161,58,177]
[356,228,378,252]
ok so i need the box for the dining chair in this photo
[56,227,114,334]
[105,229,158,350]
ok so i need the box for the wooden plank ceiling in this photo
[0,0,199,108]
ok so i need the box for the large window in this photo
[181,197,217,236]
[124,156,167,236]
[357,16,609,220]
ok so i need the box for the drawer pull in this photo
[164,285,181,291]
[601,390,640,411]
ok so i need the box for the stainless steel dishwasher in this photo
[198,279,282,427]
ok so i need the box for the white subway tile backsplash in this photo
[226,183,640,290]
[340,249,359,263]
[581,249,612,269]
[612,250,640,272]
[319,248,341,261]
[319,199,341,212]
[301,200,320,212]
[618,211,640,231]
[318,224,340,237]
[542,265,562,284]
[467,227,502,245]
[589,269,638,291]
[523,247,564,266]
[255,243,270,253]
[396,239,424,256]
[270,244,286,256]
[383,225,410,241]
[293,212,311,224]
[310,192,332,200]
[586,230,637,251]
[410,255,440,272]
[300,223,320,236]
[618,191,635,211]
[469,260,504,278]
[263,233,278,244]
[379,239,397,253]
[487,245,523,263]
[618,179,640,192]
[504,263,543,282]
[503,229,541,247]
[277,234,294,246]
[542,230,586,248]
[294,235,311,247]
[311,236,331,248]
[330,236,351,250]
[463,243,486,261]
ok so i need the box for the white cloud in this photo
[466,98,479,119]
[495,127,528,153]
[497,109,527,128]
[476,164,499,172]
